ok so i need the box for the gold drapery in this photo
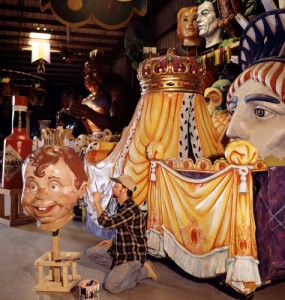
[147,161,261,294]
[85,91,224,209]
[123,92,224,205]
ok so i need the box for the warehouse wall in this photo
[113,0,195,86]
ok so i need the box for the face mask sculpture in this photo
[177,6,202,48]
[226,8,285,166]
[21,145,88,292]
[21,145,88,232]
[196,0,223,48]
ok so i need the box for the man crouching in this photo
[87,174,158,293]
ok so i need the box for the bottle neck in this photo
[12,109,27,132]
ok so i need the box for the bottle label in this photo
[4,144,24,182]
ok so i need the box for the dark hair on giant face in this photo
[25,145,88,190]
[195,0,219,17]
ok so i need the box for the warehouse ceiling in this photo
[0,0,156,88]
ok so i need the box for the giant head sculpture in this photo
[195,0,223,48]
[21,145,88,231]
[226,9,285,165]
[177,6,202,48]
[84,49,112,96]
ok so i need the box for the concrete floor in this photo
[1,218,285,300]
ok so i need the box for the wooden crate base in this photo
[0,188,35,226]
[35,251,81,292]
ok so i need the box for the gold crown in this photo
[137,48,206,94]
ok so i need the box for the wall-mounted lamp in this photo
[29,32,51,64]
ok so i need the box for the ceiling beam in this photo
[0,3,125,32]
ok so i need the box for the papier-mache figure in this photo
[21,145,88,292]
[226,7,285,166]
[21,145,88,231]
[195,0,223,49]
[59,49,136,134]
[177,6,202,55]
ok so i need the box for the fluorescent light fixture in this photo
[29,32,51,40]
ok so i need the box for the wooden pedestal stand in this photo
[34,229,81,292]
[0,188,34,226]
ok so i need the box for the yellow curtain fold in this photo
[147,162,258,259]
[123,91,224,205]
[124,92,183,204]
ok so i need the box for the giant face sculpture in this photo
[21,145,88,231]
[196,1,222,48]
[226,7,285,166]
[177,6,202,47]
[226,61,285,165]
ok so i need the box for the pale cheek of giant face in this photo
[39,191,78,224]
[55,189,78,213]
[258,115,285,160]
[227,80,285,162]
[207,17,219,35]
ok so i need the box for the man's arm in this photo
[93,192,103,217]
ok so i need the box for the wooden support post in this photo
[34,251,81,292]
[52,230,61,282]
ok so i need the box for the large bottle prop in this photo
[1,95,32,189]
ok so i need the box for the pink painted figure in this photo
[177,6,202,48]
[21,145,88,231]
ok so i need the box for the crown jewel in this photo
[137,48,206,94]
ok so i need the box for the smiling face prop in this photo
[21,145,88,231]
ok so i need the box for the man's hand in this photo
[97,240,112,247]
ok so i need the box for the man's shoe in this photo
[144,260,159,281]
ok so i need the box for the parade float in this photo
[82,1,285,297]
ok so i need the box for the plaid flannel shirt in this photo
[98,198,147,268]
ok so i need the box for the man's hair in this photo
[121,185,133,197]
[127,190,133,198]
[195,0,219,17]
[24,145,87,189]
